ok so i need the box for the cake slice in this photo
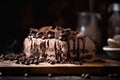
[23,26,96,63]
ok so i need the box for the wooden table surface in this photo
[0,58,120,76]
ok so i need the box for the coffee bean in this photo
[84,73,91,79]
[108,73,119,78]
[50,61,55,65]
[0,54,4,59]
[9,57,14,61]
[24,61,30,65]
[79,62,83,65]
[48,73,52,77]
[21,60,25,64]
[24,73,28,77]
[15,60,20,64]
[34,59,39,65]
[29,60,34,64]
[81,73,85,78]
[0,72,2,76]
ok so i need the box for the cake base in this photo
[0,58,120,76]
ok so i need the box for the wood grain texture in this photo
[0,59,120,76]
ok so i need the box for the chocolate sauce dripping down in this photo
[30,38,36,54]
[40,40,46,57]
[30,37,33,52]
[73,38,76,55]
[47,40,49,47]
[33,43,38,55]
[54,41,58,61]
[67,37,70,60]
[59,42,62,61]
[77,38,80,59]
[44,40,46,54]
[55,41,62,61]
[82,36,86,54]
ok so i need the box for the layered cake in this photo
[23,26,96,63]
[0,26,96,65]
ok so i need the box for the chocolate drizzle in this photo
[40,40,46,56]
[30,37,33,52]
[67,39,70,59]
[77,38,80,59]
[54,41,58,61]
[82,36,86,54]
[58,42,62,61]
[30,38,37,54]
[73,38,76,55]
[54,40,62,62]
[47,40,49,47]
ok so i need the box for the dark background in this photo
[0,0,120,53]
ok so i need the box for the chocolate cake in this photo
[23,26,96,64]
[0,26,96,65]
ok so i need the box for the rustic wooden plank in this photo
[0,66,119,76]
[0,59,120,76]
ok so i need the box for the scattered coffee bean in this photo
[9,57,14,61]
[15,60,20,64]
[50,61,55,65]
[81,73,85,78]
[0,72,2,76]
[74,62,80,65]
[21,60,25,64]
[0,54,4,59]
[84,73,91,79]
[48,73,52,77]
[24,61,30,65]
[34,59,39,65]
[108,73,119,78]
[29,60,34,64]
[24,73,28,77]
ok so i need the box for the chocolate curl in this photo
[37,26,52,33]
[30,28,38,32]
[38,26,55,39]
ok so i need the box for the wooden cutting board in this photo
[0,58,120,76]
